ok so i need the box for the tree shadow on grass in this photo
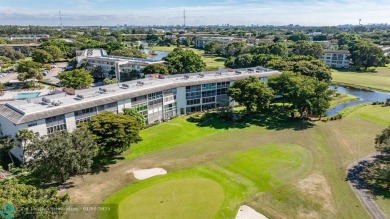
[90,155,125,174]
[187,107,314,131]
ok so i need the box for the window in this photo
[202,83,216,90]
[47,124,67,134]
[202,97,215,103]
[186,91,201,99]
[202,90,216,97]
[28,122,37,127]
[187,99,200,105]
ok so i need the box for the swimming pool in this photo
[15,92,41,99]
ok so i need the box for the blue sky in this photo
[0,0,389,26]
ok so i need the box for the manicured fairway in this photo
[101,143,311,219]
[332,65,390,92]
[117,178,224,219]
[67,105,390,219]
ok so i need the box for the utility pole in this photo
[59,10,63,31]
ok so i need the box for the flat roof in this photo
[1,67,280,124]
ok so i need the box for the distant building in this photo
[321,50,350,68]
[76,49,164,81]
[8,34,49,41]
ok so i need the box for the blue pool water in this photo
[15,92,41,99]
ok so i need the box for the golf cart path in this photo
[347,153,386,219]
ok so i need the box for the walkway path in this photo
[347,153,387,219]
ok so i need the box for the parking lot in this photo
[42,62,69,84]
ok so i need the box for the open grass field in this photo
[147,46,226,71]
[65,105,390,219]
[332,65,390,92]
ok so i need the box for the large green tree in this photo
[0,179,69,219]
[0,136,15,167]
[142,63,169,75]
[123,108,146,128]
[90,65,104,78]
[268,72,332,118]
[227,76,273,113]
[17,60,42,73]
[42,45,63,61]
[27,127,98,184]
[360,125,390,195]
[86,112,142,155]
[163,48,206,74]
[292,41,324,58]
[58,69,93,89]
[32,49,54,64]
[349,41,386,70]
[287,33,309,42]
[110,48,144,58]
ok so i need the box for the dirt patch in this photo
[297,172,336,218]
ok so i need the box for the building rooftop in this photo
[77,48,164,64]
[0,67,280,125]
[323,49,350,54]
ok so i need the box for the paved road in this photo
[347,153,387,219]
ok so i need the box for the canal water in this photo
[325,85,390,116]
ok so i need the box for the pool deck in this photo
[0,88,51,102]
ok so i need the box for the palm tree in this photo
[16,129,35,162]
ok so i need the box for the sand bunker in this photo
[127,168,167,180]
[236,205,268,219]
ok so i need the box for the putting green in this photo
[116,178,224,219]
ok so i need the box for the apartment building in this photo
[321,50,350,68]
[0,67,280,161]
[76,48,164,81]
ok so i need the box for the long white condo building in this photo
[0,67,280,161]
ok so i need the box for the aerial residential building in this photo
[321,50,350,68]
[0,67,280,161]
[76,48,164,81]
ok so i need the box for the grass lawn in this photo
[147,46,226,71]
[66,105,390,219]
[329,93,360,108]
[332,65,390,92]
[102,143,311,219]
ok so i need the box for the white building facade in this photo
[0,67,280,162]
[321,50,350,68]
[76,49,164,81]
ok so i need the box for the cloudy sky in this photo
[0,0,389,26]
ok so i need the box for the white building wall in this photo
[65,112,77,132]
[0,117,47,162]
[117,98,132,113]
[176,87,187,114]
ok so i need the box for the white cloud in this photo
[0,0,389,26]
